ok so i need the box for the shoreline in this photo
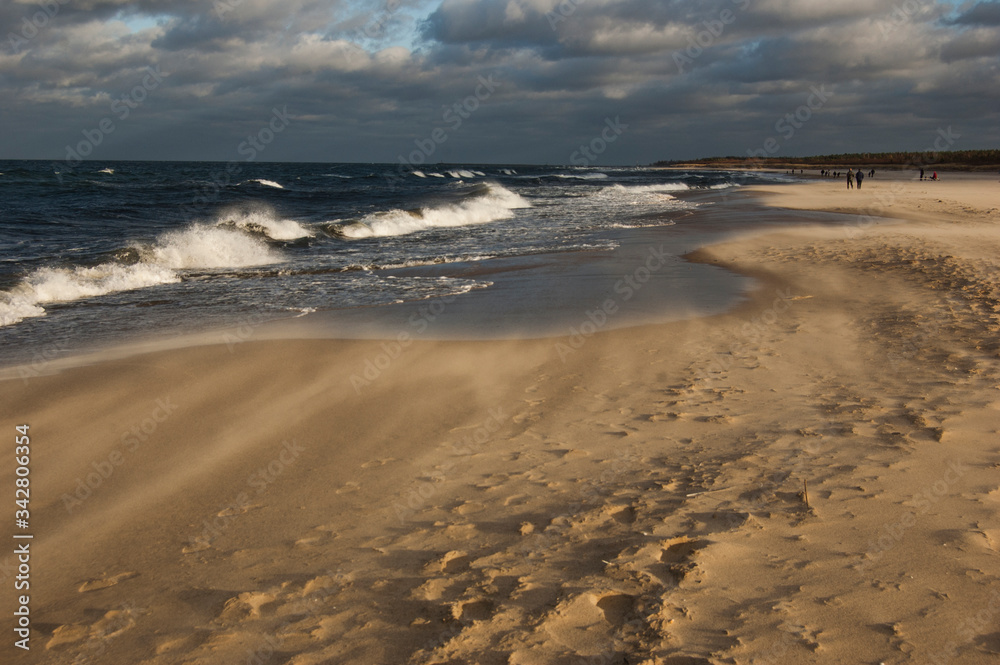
[3,175,999,664]
[0,179,863,377]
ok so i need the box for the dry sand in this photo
[2,174,999,664]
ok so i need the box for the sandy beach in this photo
[3,173,999,664]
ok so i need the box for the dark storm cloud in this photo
[949,1,1000,25]
[1,0,998,163]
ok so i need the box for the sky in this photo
[1,0,998,165]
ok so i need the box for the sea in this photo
[0,160,795,366]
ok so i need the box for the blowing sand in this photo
[2,175,999,664]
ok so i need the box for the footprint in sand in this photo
[77,571,138,592]
[609,505,637,524]
[45,624,90,650]
[155,631,211,655]
[538,591,636,656]
[221,590,279,620]
[659,537,708,585]
[595,593,635,626]
[455,499,485,515]
[182,537,213,554]
[425,550,471,574]
[294,526,339,548]
[360,457,397,469]
[452,598,495,622]
[47,607,138,650]
[411,577,454,602]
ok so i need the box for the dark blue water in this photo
[0,160,789,363]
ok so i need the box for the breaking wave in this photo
[242,179,284,189]
[335,183,530,239]
[0,220,286,327]
[216,207,314,241]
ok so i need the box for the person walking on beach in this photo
[847,168,854,189]
[920,168,925,180]
[856,169,864,189]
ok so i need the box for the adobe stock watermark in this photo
[554,244,676,361]
[383,73,501,189]
[546,0,586,30]
[518,445,640,558]
[392,406,507,524]
[60,397,179,513]
[16,338,72,383]
[570,116,628,166]
[349,293,462,393]
[845,126,961,239]
[221,309,270,352]
[877,0,931,38]
[179,106,292,218]
[185,439,305,552]
[68,601,141,665]
[241,568,353,665]
[746,85,834,163]
[55,66,169,181]
[856,458,968,573]
[672,0,752,74]
[5,0,71,54]
[348,0,403,44]
[693,287,798,386]
[928,587,1000,665]
[321,0,407,65]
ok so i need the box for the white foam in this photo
[218,208,314,241]
[0,298,46,327]
[98,168,114,175]
[0,263,180,327]
[555,172,609,180]
[244,179,284,189]
[27,263,178,302]
[0,224,280,328]
[598,183,689,200]
[375,254,498,270]
[618,183,686,191]
[608,220,678,229]
[412,171,427,178]
[148,225,279,268]
[429,172,446,178]
[339,184,530,239]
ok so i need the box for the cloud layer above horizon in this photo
[2,0,998,164]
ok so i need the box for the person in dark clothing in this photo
[847,168,854,189]
[920,168,925,180]
[856,169,864,189]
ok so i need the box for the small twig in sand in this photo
[802,479,810,508]
[685,487,734,498]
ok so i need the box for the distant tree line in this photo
[654,149,1000,170]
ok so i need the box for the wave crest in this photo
[241,179,284,189]
[337,183,529,239]
[216,207,314,241]
[0,223,281,327]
